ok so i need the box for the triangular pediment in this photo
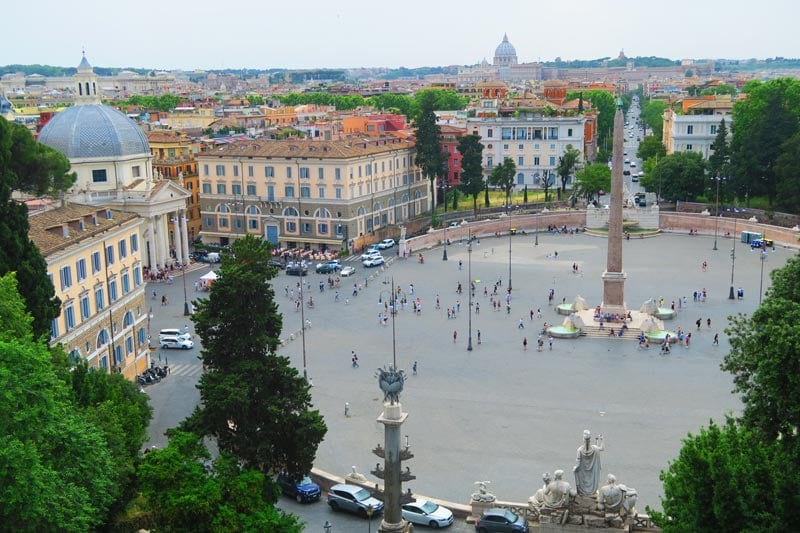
[147,179,191,202]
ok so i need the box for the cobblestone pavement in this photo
[145,232,794,520]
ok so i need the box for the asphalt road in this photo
[144,230,793,527]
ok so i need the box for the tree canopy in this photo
[637,135,667,163]
[641,100,668,140]
[648,151,707,202]
[413,90,445,225]
[185,235,326,477]
[488,158,516,207]
[573,163,611,202]
[456,133,485,217]
[557,145,581,198]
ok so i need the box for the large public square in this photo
[145,229,794,526]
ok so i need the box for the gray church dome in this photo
[493,33,518,66]
[39,104,149,159]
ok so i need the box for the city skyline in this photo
[4,0,799,71]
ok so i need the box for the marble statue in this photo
[346,465,367,483]
[597,474,638,516]
[528,472,552,512]
[544,470,575,509]
[471,481,496,503]
[574,430,604,496]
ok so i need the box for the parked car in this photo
[360,247,381,260]
[474,508,528,533]
[327,484,384,517]
[340,266,356,277]
[158,328,192,342]
[316,260,342,274]
[268,259,285,270]
[277,473,321,503]
[286,263,308,276]
[402,498,454,528]
[160,336,194,350]
[377,238,396,249]
[623,170,631,176]
[751,238,773,249]
[363,255,385,268]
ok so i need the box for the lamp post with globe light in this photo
[712,175,725,251]
[467,226,474,351]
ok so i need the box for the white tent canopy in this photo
[199,270,218,281]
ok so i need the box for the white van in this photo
[159,328,191,341]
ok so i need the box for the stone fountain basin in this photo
[547,326,582,339]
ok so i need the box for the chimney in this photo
[62,223,69,238]
[106,209,113,220]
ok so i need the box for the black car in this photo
[277,473,321,503]
[475,508,528,533]
[269,259,286,270]
[286,263,308,276]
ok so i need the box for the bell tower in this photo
[74,51,100,106]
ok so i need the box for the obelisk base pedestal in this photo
[601,270,628,316]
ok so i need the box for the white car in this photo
[360,247,381,260]
[377,238,396,249]
[340,266,356,277]
[363,255,385,268]
[160,336,194,350]
[630,161,637,168]
[402,499,454,528]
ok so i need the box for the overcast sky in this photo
[4,0,797,71]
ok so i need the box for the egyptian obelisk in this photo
[601,98,627,315]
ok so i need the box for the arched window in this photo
[314,208,331,219]
[402,194,410,203]
[123,311,134,328]
[414,191,422,199]
[218,204,230,214]
[388,198,396,206]
[96,329,110,349]
[247,205,260,215]
[283,207,299,217]
[373,201,382,212]
[69,348,82,364]
[357,206,366,216]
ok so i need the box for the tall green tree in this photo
[641,100,668,139]
[456,133,485,218]
[731,78,800,205]
[413,90,445,226]
[637,135,667,163]
[0,118,63,338]
[650,151,707,202]
[569,90,616,152]
[707,118,731,181]
[573,163,611,202]
[774,132,800,212]
[186,235,326,477]
[700,83,737,96]
[138,431,300,532]
[557,145,581,198]
[489,158,516,208]
[0,273,116,532]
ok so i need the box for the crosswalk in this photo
[162,363,204,378]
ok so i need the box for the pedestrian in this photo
[523,337,528,350]
[412,361,418,375]
[457,301,461,313]
[707,318,711,329]
[152,289,157,300]
[477,329,481,344]
[161,295,168,306]
[475,302,480,314]
[537,308,542,319]
[344,402,350,417]
[530,308,534,321]
[537,335,544,352]
[713,333,719,346]
[518,318,525,329]
[549,335,554,351]
[351,351,359,368]
[453,330,458,343]
[458,260,463,270]
[696,318,702,330]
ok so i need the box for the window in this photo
[300,186,310,198]
[317,223,328,234]
[115,345,123,364]
[203,164,209,176]
[687,125,694,135]
[60,265,72,290]
[65,304,76,330]
[686,144,693,151]
[91,251,101,274]
[130,233,139,253]
[550,144,556,150]
[335,167,341,180]
[549,127,558,139]
[76,258,87,282]
[138,327,146,345]
[202,183,211,193]
[518,144,524,150]
[487,128,493,138]
[51,318,59,339]
[710,125,717,134]
[335,187,342,199]
[232,183,242,195]
[286,221,297,232]
[95,287,105,311]
[132,165,141,178]
[568,128,573,137]
[233,218,243,229]
[133,266,141,286]
[549,156,556,166]
[300,167,310,179]
[247,184,257,195]
[267,184,275,201]
[218,183,228,194]
[487,156,493,168]
[318,187,326,198]
[248,219,258,229]
[517,173,525,185]
[233,165,239,177]
[318,168,325,179]
[265,166,274,178]
[204,217,214,228]
[118,239,127,259]
[92,169,107,183]
[247,165,254,177]
[215,164,226,176]
[122,272,130,294]
[286,166,292,179]
[503,144,509,150]
[534,156,540,166]
[80,295,90,319]
[285,185,295,197]
[126,336,133,355]
[518,156,524,166]
[302,222,311,233]
[109,280,118,302]
[106,245,115,265]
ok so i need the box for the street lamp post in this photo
[182,264,191,316]
[535,209,539,246]
[728,215,738,300]
[507,206,512,292]
[713,175,725,251]
[366,503,374,533]
[759,248,767,304]
[441,181,449,261]
[467,227,473,351]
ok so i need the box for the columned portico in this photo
[181,209,190,262]
[173,213,183,264]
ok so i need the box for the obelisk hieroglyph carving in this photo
[601,98,627,315]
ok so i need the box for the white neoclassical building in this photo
[38,54,191,269]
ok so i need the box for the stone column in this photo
[173,212,183,265]
[602,103,627,315]
[377,403,408,533]
[147,220,156,269]
[154,215,166,268]
[181,209,191,262]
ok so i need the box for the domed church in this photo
[39,54,191,269]
[493,33,518,66]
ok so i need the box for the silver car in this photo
[327,484,384,517]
